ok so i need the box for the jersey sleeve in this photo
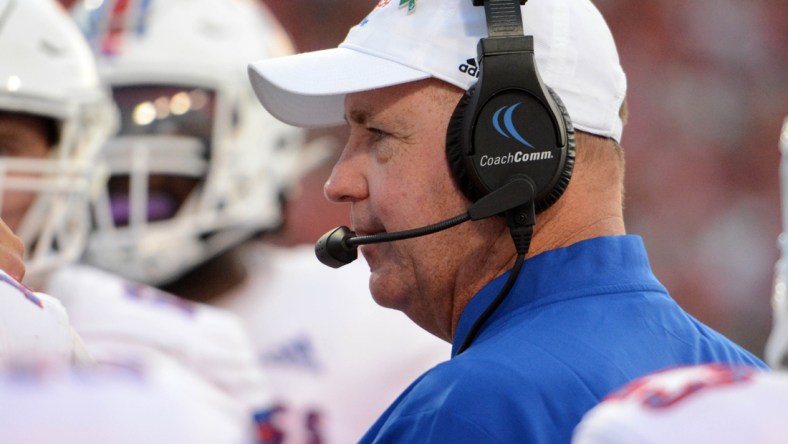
[0,270,80,364]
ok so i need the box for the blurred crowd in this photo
[261,0,788,357]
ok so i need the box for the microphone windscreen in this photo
[315,226,358,268]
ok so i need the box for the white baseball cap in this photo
[248,0,627,142]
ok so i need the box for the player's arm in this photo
[0,218,25,281]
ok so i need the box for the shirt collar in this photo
[451,235,664,357]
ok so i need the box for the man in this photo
[247,0,766,442]
[62,0,449,442]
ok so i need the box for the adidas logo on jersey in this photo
[459,57,481,78]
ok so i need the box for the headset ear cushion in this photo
[445,86,483,203]
[446,85,575,211]
[535,86,575,213]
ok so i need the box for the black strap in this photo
[473,0,527,38]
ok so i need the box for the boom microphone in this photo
[315,178,536,268]
[315,214,470,268]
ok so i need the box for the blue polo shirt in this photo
[359,235,766,444]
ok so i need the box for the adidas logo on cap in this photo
[458,57,481,78]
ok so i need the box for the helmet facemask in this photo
[0,0,117,287]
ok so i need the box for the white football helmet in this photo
[766,116,788,370]
[73,0,305,285]
[0,0,117,285]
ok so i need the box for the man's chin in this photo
[368,271,408,312]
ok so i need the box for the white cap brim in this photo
[248,48,431,128]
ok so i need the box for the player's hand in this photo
[0,218,25,281]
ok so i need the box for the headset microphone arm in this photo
[314,178,535,268]
[314,215,470,269]
[347,214,470,246]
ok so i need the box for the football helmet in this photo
[0,0,117,285]
[73,0,305,285]
[766,116,788,370]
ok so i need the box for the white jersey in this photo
[0,269,88,364]
[572,364,788,444]
[45,264,275,443]
[215,243,450,444]
[0,363,204,444]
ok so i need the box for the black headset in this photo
[448,0,576,354]
[446,0,575,218]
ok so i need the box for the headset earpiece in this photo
[445,0,575,215]
[446,88,481,202]
[537,88,574,212]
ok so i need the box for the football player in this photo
[0,0,109,365]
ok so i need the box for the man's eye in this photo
[368,127,388,140]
